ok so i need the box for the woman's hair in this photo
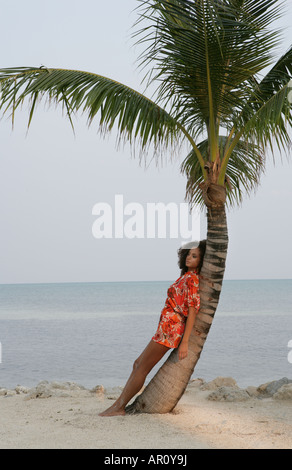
[177,239,207,275]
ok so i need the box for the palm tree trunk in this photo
[126,196,228,414]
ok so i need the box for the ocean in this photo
[0,279,291,390]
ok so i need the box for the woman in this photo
[99,240,206,417]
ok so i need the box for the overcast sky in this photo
[0,0,291,284]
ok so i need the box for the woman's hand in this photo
[178,306,197,361]
[178,340,188,360]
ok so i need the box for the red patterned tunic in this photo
[152,270,200,348]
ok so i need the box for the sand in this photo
[0,378,292,449]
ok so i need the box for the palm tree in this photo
[0,0,291,414]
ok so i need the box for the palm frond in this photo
[135,0,283,132]
[243,45,292,153]
[218,44,292,182]
[181,136,265,208]
[222,69,292,173]
[0,1,291,212]
[0,66,184,162]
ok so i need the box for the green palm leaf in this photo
[0,1,291,209]
[136,0,283,132]
[220,44,292,180]
[0,66,184,159]
[181,136,265,208]
[243,45,292,152]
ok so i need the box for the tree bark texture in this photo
[126,201,229,414]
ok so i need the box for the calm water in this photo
[0,279,291,389]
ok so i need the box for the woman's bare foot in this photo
[98,403,126,417]
[99,409,126,417]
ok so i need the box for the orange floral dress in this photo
[152,270,200,348]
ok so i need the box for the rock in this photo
[49,381,86,391]
[257,378,292,397]
[187,378,206,390]
[0,388,16,397]
[90,385,105,396]
[25,381,55,400]
[24,381,91,400]
[273,384,292,400]
[207,386,250,402]
[202,377,239,391]
[245,386,260,398]
[15,385,30,394]
[256,381,270,395]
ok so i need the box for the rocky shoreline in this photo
[188,376,292,401]
[1,376,292,402]
[1,376,292,449]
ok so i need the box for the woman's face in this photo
[185,248,200,271]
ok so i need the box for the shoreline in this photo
[1,376,292,449]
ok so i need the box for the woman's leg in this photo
[99,340,170,416]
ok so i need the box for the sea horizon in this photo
[1,276,291,286]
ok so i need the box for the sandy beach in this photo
[0,376,292,449]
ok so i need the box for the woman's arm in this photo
[178,306,197,360]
